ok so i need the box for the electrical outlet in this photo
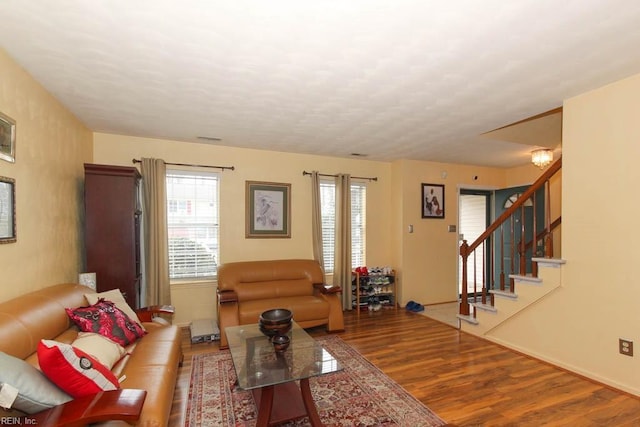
[619,338,634,357]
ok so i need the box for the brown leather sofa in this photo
[0,283,182,426]
[216,259,345,348]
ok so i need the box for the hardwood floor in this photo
[170,309,640,426]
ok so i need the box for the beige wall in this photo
[93,134,552,324]
[394,159,510,305]
[0,49,92,301]
[4,41,636,395]
[0,43,567,359]
[487,72,640,395]
[92,133,394,324]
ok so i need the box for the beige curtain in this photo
[140,158,171,306]
[334,174,352,310]
[310,171,325,279]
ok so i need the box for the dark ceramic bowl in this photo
[271,334,291,353]
[259,308,293,325]
[259,321,292,338]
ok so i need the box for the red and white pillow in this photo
[66,299,146,347]
[37,340,119,399]
[72,332,126,369]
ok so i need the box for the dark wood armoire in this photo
[84,163,142,309]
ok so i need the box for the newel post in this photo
[459,240,470,316]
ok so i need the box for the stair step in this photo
[532,257,566,268]
[456,314,479,325]
[489,289,518,299]
[460,258,565,334]
[509,274,543,285]
[472,302,498,313]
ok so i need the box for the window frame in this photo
[319,179,367,273]
[165,169,220,281]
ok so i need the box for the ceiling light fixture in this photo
[531,149,553,169]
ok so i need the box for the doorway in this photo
[494,185,545,283]
[458,189,491,298]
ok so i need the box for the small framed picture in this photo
[246,181,291,238]
[0,112,16,163]
[0,176,16,243]
[422,183,444,219]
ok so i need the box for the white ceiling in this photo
[1,1,640,167]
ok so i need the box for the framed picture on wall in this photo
[246,181,291,238]
[0,176,16,243]
[422,183,444,219]
[0,112,16,163]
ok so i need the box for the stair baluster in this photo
[459,157,562,317]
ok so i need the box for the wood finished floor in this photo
[169,309,640,426]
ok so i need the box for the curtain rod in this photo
[132,158,235,171]
[302,170,377,182]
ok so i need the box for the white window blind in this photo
[458,193,487,294]
[351,183,366,268]
[166,171,219,280]
[320,182,336,272]
[319,180,366,273]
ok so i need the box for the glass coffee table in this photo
[225,321,342,426]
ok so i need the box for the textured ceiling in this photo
[1,1,640,167]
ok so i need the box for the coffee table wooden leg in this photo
[256,385,274,427]
[300,378,322,427]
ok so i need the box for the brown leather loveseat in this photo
[0,283,182,426]
[217,259,345,348]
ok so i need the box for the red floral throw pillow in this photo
[37,339,119,398]
[66,299,146,346]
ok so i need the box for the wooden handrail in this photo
[523,216,562,252]
[459,157,562,317]
[463,157,562,256]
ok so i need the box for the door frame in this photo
[494,184,546,280]
[457,185,497,299]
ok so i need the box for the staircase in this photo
[459,257,565,334]
[457,157,563,333]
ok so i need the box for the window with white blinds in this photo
[166,171,219,280]
[319,180,366,273]
[458,192,488,295]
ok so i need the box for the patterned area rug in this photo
[185,335,447,426]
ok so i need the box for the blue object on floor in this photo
[406,301,424,312]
